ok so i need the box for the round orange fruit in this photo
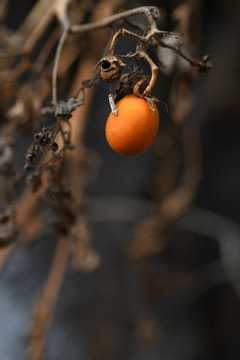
[105,94,159,156]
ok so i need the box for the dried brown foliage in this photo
[0,1,212,359]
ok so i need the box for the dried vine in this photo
[0,1,212,359]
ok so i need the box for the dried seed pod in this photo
[97,56,126,83]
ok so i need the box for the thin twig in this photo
[138,50,158,96]
[70,6,161,34]
[157,38,212,72]
[52,28,69,105]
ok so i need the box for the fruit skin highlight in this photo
[105,94,159,156]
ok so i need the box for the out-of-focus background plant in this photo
[0,0,239,359]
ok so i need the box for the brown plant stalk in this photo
[28,235,73,360]
[25,1,128,359]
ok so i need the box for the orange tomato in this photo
[105,94,159,156]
